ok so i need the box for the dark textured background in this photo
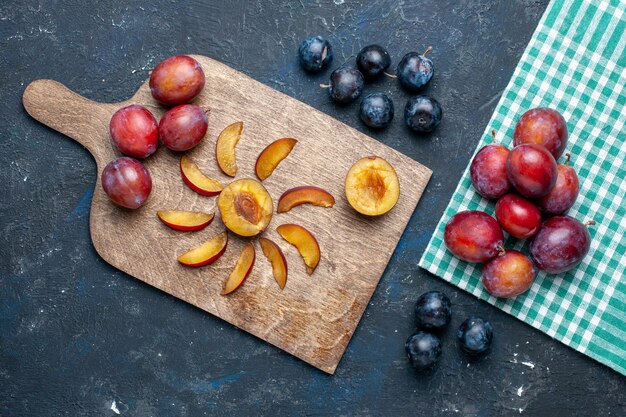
[1,0,624,416]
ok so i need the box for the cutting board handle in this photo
[23,79,112,162]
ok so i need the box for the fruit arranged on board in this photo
[259,237,288,290]
[537,153,579,215]
[506,143,557,198]
[180,154,224,196]
[218,179,273,237]
[221,242,255,295]
[277,224,321,275]
[530,216,593,274]
[149,55,205,106]
[327,67,365,104]
[404,95,442,133]
[482,250,536,298]
[255,138,298,181]
[414,291,452,331]
[396,46,434,91]
[157,210,214,231]
[345,156,400,216]
[457,317,493,356]
[444,211,504,263]
[277,186,335,213]
[405,331,442,370]
[359,93,394,129]
[449,107,592,299]
[102,157,152,209]
[215,122,244,177]
[159,104,208,152]
[109,104,159,159]
[494,193,542,239]
[298,36,333,72]
[470,130,511,199]
[514,107,568,159]
[356,44,391,80]
[177,231,228,267]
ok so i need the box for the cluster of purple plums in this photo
[406,291,493,370]
[445,108,594,299]
[298,36,442,133]
[101,56,208,209]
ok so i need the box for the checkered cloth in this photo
[419,0,626,375]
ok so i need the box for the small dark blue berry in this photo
[396,47,434,91]
[405,331,442,370]
[359,93,394,129]
[328,67,364,104]
[414,291,452,330]
[457,317,493,356]
[356,44,391,80]
[404,95,442,133]
[298,36,333,72]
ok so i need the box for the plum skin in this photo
[530,216,591,274]
[109,104,159,159]
[470,144,511,199]
[414,291,452,331]
[328,67,364,104]
[359,93,394,129]
[482,250,536,298]
[396,51,434,91]
[538,162,579,215]
[149,55,205,107]
[405,331,442,370]
[514,107,568,159]
[356,44,391,80]
[444,210,504,263]
[506,143,557,198]
[101,157,152,209]
[158,104,208,152]
[495,193,542,239]
[404,95,442,133]
[298,36,333,72]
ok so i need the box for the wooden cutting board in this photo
[22,56,432,374]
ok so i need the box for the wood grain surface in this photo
[22,56,431,374]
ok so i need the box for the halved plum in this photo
[218,179,273,237]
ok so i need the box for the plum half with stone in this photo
[218,179,273,237]
[444,211,504,263]
[345,156,400,216]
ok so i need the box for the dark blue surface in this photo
[1,1,625,416]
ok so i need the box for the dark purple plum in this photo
[530,216,592,274]
[359,93,394,129]
[396,47,434,91]
[458,317,493,356]
[298,36,333,72]
[405,331,442,370]
[414,291,452,330]
[356,44,391,80]
[328,67,364,104]
[404,95,442,133]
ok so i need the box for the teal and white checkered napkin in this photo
[419,0,626,375]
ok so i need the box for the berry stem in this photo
[319,83,330,89]
[565,152,571,166]
[383,72,397,79]
[584,220,596,226]
[497,245,506,256]
[422,46,433,57]
[491,129,497,144]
